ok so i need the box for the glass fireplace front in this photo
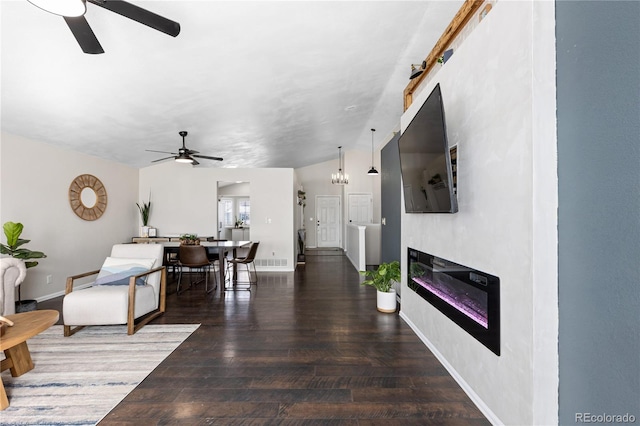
[408,248,500,355]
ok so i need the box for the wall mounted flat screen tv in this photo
[399,83,458,213]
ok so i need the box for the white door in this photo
[348,193,373,224]
[316,196,341,247]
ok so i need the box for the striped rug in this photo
[1,324,199,425]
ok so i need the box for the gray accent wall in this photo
[380,132,401,265]
[557,1,640,423]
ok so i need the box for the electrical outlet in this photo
[46,275,52,284]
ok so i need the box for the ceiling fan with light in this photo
[147,131,223,165]
[27,0,180,54]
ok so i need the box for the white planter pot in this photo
[140,226,150,237]
[376,289,397,313]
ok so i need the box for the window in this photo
[238,199,250,225]
[220,198,234,227]
[220,197,250,226]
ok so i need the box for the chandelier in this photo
[331,146,349,185]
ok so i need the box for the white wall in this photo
[0,132,139,301]
[218,181,250,197]
[399,2,557,425]
[139,162,295,271]
[295,148,380,248]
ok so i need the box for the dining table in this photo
[162,241,251,292]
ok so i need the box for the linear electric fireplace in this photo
[407,248,500,355]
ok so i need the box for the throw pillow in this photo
[94,257,156,286]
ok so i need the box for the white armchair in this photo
[0,258,27,316]
[63,244,166,336]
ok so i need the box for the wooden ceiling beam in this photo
[403,0,486,111]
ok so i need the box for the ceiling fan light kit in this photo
[27,0,86,17]
[147,131,223,166]
[29,0,181,54]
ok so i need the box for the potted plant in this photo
[137,195,151,237]
[360,260,401,313]
[234,216,244,229]
[1,221,47,312]
[180,233,200,245]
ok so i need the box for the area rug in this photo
[1,324,199,425]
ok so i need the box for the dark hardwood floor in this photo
[39,252,489,425]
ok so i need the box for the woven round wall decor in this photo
[68,174,107,221]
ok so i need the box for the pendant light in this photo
[367,128,379,175]
[331,146,349,185]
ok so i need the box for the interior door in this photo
[316,195,341,247]
[347,193,372,224]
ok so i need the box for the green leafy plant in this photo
[1,221,47,268]
[180,233,200,245]
[136,195,151,226]
[360,261,401,293]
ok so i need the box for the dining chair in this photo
[177,245,216,295]
[205,238,229,267]
[226,241,259,289]
[164,251,179,279]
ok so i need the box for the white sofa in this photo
[63,244,166,336]
[0,258,27,316]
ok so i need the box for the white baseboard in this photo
[399,311,503,426]
[35,283,92,303]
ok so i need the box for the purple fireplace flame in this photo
[412,275,488,328]
[408,248,500,355]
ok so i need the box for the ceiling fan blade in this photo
[185,149,200,155]
[88,0,181,37]
[63,16,104,54]
[191,158,200,165]
[146,149,177,155]
[193,154,224,161]
[151,156,175,163]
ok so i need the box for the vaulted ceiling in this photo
[1,1,462,169]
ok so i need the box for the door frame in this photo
[316,195,341,248]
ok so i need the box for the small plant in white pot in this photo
[136,195,151,237]
[360,260,401,313]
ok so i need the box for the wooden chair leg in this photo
[64,324,85,337]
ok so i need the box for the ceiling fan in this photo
[27,0,180,54]
[147,131,223,165]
